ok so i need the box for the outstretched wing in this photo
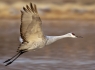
[20,3,45,42]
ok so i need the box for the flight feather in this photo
[20,3,45,42]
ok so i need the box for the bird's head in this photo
[66,33,83,38]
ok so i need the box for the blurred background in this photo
[0,0,95,70]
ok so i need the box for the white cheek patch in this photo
[19,36,23,43]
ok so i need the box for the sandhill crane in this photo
[4,3,82,66]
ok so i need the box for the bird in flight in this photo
[4,2,82,66]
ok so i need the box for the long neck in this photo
[46,34,70,45]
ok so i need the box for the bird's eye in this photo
[72,33,75,35]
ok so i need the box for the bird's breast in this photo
[28,38,46,50]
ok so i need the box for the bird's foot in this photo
[3,59,11,63]
[5,62,12,66]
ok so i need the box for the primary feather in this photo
[4,3,81,66]
[20,3,45,43]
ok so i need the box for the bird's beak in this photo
[76,36,83,38]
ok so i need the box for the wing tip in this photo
[23,7,27,12]
[22,2,38,14]
[20,10,23,13]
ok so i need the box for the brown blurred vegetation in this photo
[0,0,95,20]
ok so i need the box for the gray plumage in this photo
[4,3,82,66]
[19,3,46,51]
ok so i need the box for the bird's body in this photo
[19,37,46,50]
[19,32,78,50]
[4,3,82,66]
